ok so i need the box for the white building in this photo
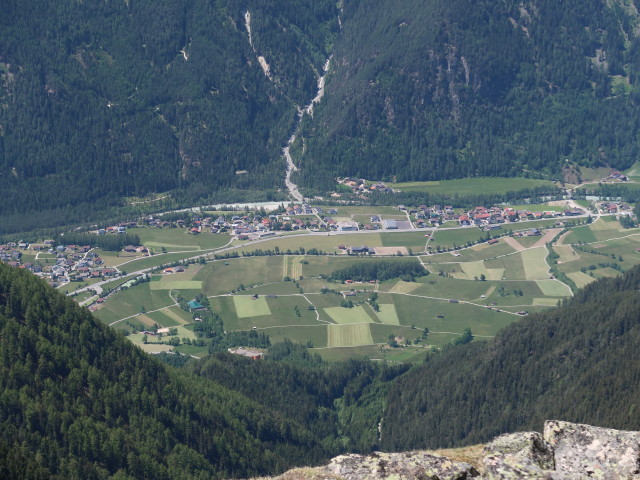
[337,221,359,231]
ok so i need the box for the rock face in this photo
[307,421,640,480]
[544,420,640,479]
[326,451,480,480]
[483,420,640,480]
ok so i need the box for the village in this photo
[1,198,632,292]
[1,193,637,364]
[0,241,126,289]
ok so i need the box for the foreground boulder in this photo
[483,431,555,479]
[326,451,480,480]
[265,421,640,480]
[483,421,640,479]
[544,420,640,479]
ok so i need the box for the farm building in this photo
[187,300,206,311]
[229,348,263,360]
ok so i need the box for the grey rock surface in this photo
[283,422,640,480]
[484,432,554,471]
[544,420,640,480]
[326,451,480,480]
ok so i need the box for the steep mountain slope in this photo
[381,265,640,451]
[3,0,640,226]
[297,0,640,191]
[190,346,409,454]
[0,263,335,479]
[0,0,338,227]
[0,262,411,478]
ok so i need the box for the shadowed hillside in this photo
[381,264,640,450]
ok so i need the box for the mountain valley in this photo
[3,1,640,478]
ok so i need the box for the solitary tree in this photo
[454,328,474,345]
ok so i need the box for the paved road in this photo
[67,211,601,301]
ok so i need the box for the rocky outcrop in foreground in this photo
[267,421,640,480]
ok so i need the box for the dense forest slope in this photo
[3,0,640,223]
[381,264,640,451]
[0,263,407,478]
[0,264,324,479]
[297,0,640,191]
[190,346,409,454]
[0,0,337,226]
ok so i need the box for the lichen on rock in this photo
[326,451,480,480]
[262,421,640,480]
[544,420,640,479]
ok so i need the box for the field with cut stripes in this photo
[327,323,374,347]
[93,203,634,362]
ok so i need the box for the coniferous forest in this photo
[297,0,640,192]
[0,263,406,478]
[4,258,640,477]
[381,266,640,450]
[2,0,640,227]
[0,0,338,226]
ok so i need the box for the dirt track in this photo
[503,236,526,251]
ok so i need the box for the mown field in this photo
[554,218,640,287]
[388,177,556,195]
[91,203,638,362]
[137,227,232,252]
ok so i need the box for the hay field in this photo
[233,296,272,318]
[388,280,422,294]
[327,323,374,347]
[521,248,549,280]
[567,271,596,288]
[460,261,504,280]
[150,279,203,290]
[376,304,401,325]
[535,279,572,297]
[324,306,376,324]
[554,245,579,264]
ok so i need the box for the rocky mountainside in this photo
[266,421,640,480]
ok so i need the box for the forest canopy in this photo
[2,0,640,229]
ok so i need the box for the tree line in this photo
[328,259,428,283]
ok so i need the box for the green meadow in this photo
[327,323,374,347]
[137,227,231,251]
[91,201,621,362]
[389,177,555,195]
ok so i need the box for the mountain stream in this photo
[283,57,331,202]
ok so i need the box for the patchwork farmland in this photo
[87,201,640,362]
